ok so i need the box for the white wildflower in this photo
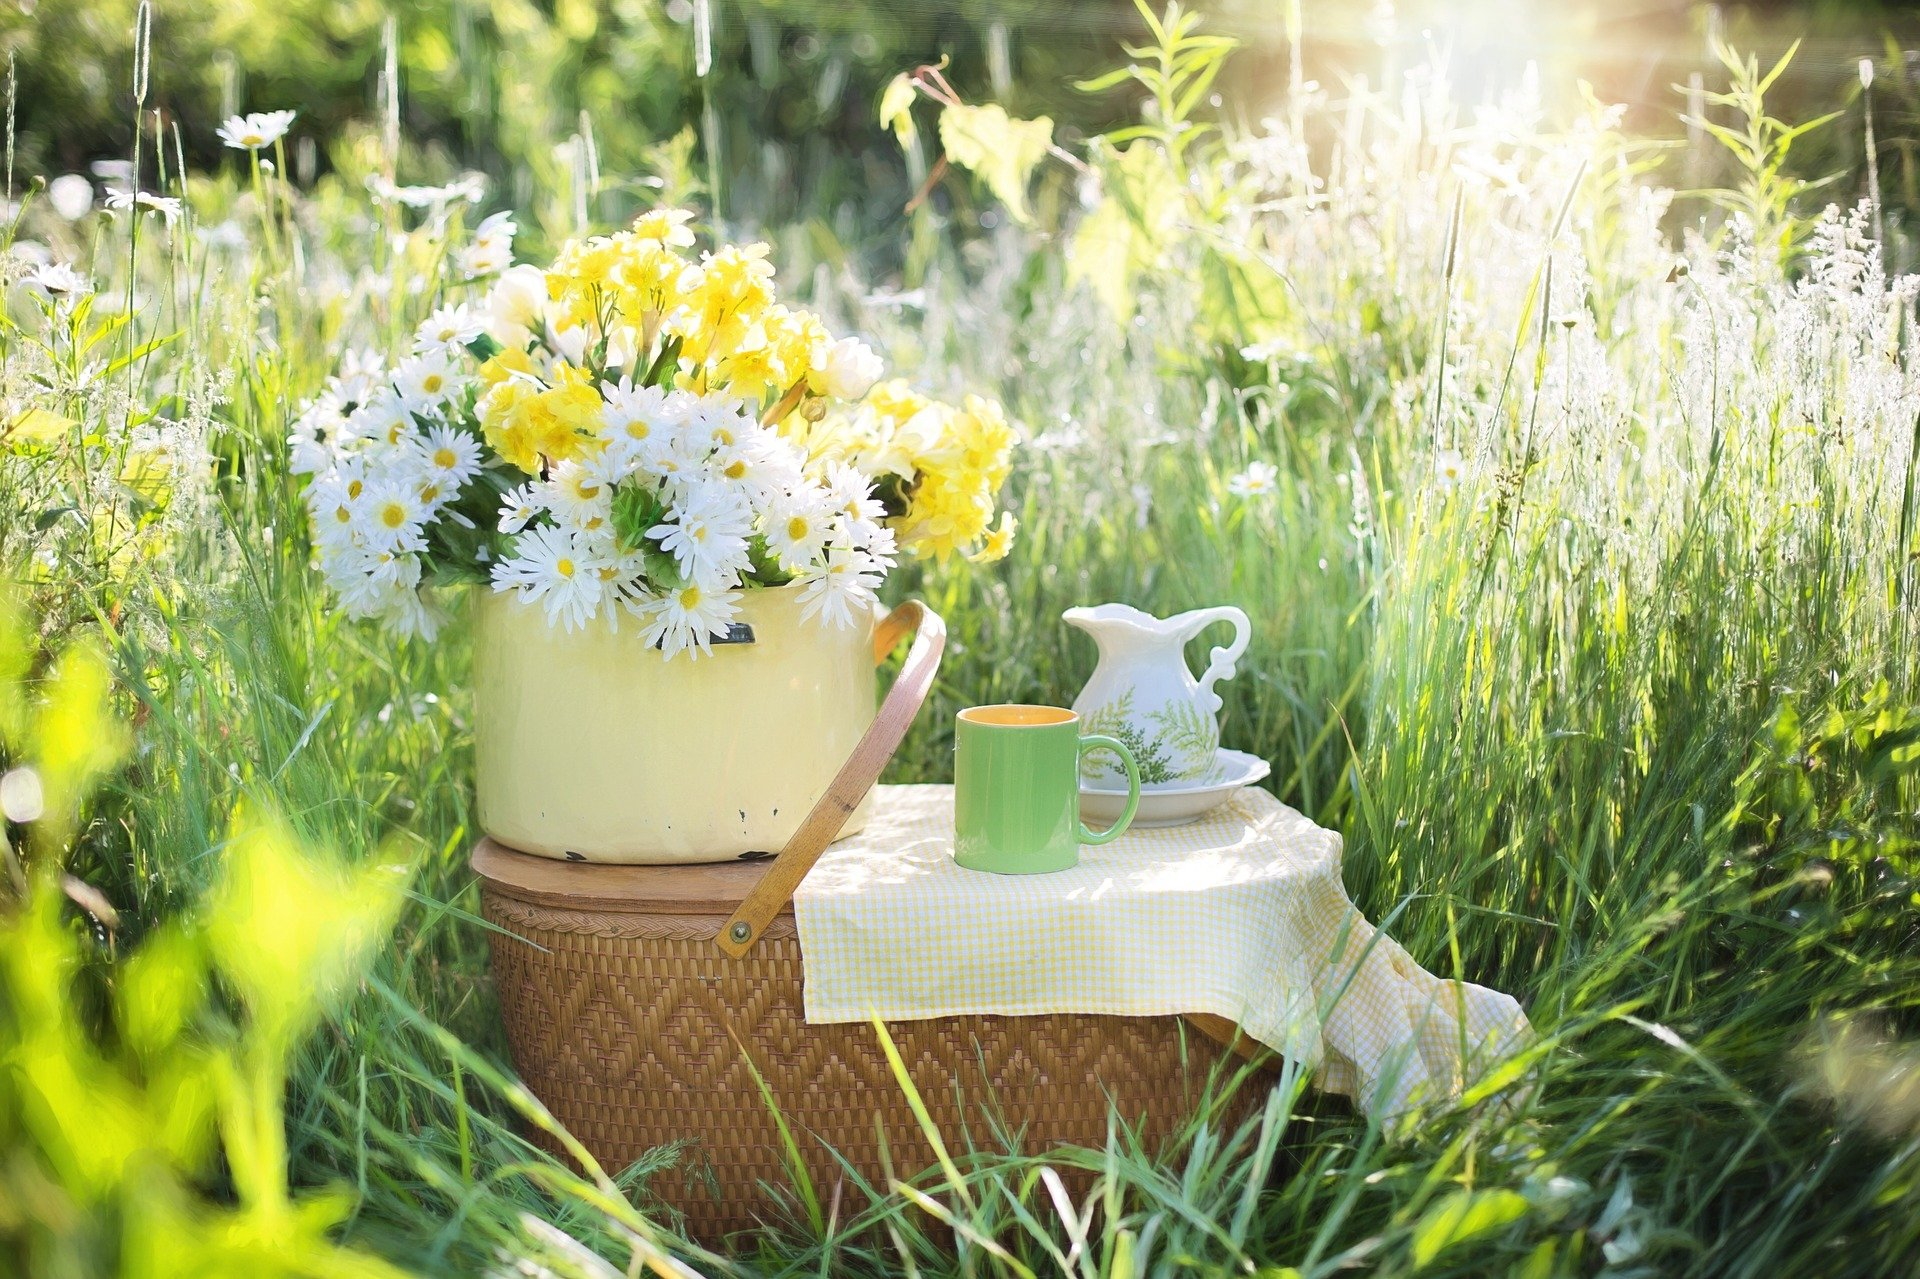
[359,482,431,555]
[414,425,483,495]
[638,581,741,659]
[218,110,297,151]
[761,488,836,569]
[647,481,753,585]
[104,189,183,225]
[491,525,606,632]
[25,261,92,298]
[1227,460,1279,498]
[458,209,518,277]
[414,303,487,353]
[393,349,467,412]
[796,547,885,629]
[498,483,543,535]
[540,456,620,533]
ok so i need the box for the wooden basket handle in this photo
[715,600,946,957]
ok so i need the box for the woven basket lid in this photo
[472,838,786,917]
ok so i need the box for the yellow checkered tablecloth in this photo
[793,784,1531,1116]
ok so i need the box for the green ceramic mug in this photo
[953,705,1142,874]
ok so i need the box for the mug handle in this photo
[1077,735,1141,845]
[1191,606,1252,715]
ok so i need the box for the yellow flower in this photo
[865,378,931,427]
[888,394,1017,563]
[671,243,775,367]
[631,207,697,249]
[967,511,1018,563]
[476,356,603,474]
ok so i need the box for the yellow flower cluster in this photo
[475,349,602,473]
[797,379,1018,563]
[480,209,898,478]
[468,207,1017,565]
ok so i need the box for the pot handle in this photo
[715,600,946,957]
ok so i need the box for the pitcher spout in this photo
[1062,603,1179,654]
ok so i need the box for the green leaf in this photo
[464,332,502,362]
[1410,1189,1531,1267]
[1074,66,1140,94]
[937,102,1054,224]
[206,807,411,1046]
[611,482,668,554]
[104,330,178,376]
[879,72,919,148]
[6,407,78,450]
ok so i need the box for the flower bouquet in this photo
[292,209,1016,861]
[293,208,1015,656]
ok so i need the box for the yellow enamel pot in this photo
[473,585,877,863]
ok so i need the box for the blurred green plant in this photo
[0,586,416,1278]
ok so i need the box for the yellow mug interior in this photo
[958,704,1077,728]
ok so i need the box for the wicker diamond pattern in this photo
[482,889,1276,1239]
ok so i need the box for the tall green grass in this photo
[1,11,1917,1278]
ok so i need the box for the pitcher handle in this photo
[1190,606,1252,714]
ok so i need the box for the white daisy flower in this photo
[393,349,467,411]
[498,484,543,535]
[413,303,487,353]
[491,525,606,632]
[457,209,518,277]
[305,473,364,547]
[796,547,885,630]
[104,189,183,225]
[594,551,656,629]
[288,392,346,474]
[638,581,741,659]
[822,460,886,525]
[539,456,620,533]
[647,481,754,585]
[846,519,898,567]
[1435,449,1466,490]
[358,483,431,554]
[344,386,418,448]
[686,398,758,455]
[1227,460,1279,498]
[415,425,483,493]
[712,429,801,504]
[761,488,837,568]
[459,238,513,277]
[332,349,389,408]
[218,110,298,151]
[599,380,683,472]
[25,261,92,298]
[325,544,422,615]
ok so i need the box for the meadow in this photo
[2,2,1919,1276]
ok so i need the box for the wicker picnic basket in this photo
[474,601,1277,1238]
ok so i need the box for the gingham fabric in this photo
[794,784,1531,1116]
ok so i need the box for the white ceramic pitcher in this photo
[1063,603,1252,788]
